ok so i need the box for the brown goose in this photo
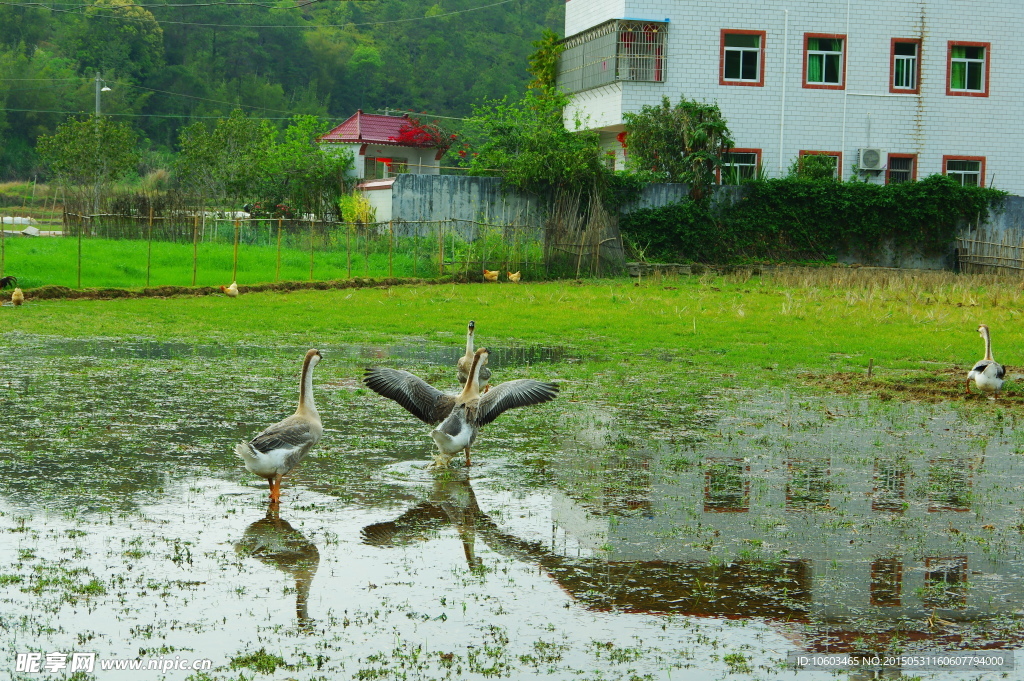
[363,348,558,468]
[457,321,491,388]
[237,349,323,502]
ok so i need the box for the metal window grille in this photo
[886,156,913,184]
[557,20,666,94]
[722,152,758,181]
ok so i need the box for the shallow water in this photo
[0,336,1021,680]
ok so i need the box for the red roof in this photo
[319,110,436,148]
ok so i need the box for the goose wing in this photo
[363,367,457,425]
[476,379,558,427]
[249,416,319,455]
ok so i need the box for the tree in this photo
[788,153,839,182]
[526,30,565,91]
[623,96,734,203]
[264,115,353,219]
[65,0,164,83]
[37,115,139,211]
[176,110,275,207]
[461,88,607,196]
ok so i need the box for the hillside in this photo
[0,0,563,178]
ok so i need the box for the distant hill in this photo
[0,0,563,178]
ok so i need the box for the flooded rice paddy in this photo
[1,335,1023,680]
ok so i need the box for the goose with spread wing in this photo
[457,321,491,389]
[363,348,558,468]
[237,349,324,502]
[967,324,1005,397]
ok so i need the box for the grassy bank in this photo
[3,268,1021,399]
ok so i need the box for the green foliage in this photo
[0,0,562,176]
[622,96,734,203]
[37,115,140,189]
[461,88,608,195]
[176,111,351,214]
[620,174,1006,263]
[788,153,839,181]
[526,30,565,90]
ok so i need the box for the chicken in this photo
[483,269,499,282]
[220,282,239,297]
[0,275,17,289]
[11,287,24,306]
[507,271,521,283]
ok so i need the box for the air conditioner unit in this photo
[858,148,886,171]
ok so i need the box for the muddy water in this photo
[0,336,1021,680]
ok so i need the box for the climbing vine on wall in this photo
[619,174,1006,264]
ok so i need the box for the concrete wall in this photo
[378,174,547,229]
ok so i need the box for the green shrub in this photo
[619,174,1005,263]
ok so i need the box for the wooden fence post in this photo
[77,213,83,288]
[276,217,282,282]
[347,223,352,279]
[147,205,154,287]
[309,218,315,282]
[438,221,444,277]
[192,215,199,286]
[389,220,394,278]
[232,219,240,283]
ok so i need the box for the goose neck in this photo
[297,356,319,416]
[983,329,994,361]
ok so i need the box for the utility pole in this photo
[95,71,102,116]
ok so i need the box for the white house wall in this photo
[563,1,1024,194]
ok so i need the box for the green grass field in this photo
[0,234,451,289]
[3,267,1021,402]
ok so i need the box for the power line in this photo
[0,0,518,29]
[0,106,310,120]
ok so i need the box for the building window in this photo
[870,558,903,607]
[923,557,968,609]
[891,39,920,93]
[804,34,845,89]
[720,30,765,86]
[947,42,989,96]
[943,156,985,187]
[872,456,908,511]
[557,20,667,94]
[886,154,916,185]
[720,149,761,183]
[798,150,842,180]
[927,456,972,511]
[703,458,749,513]
[364,156,408,179]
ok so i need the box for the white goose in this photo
[363,348,558,468]
[457,320,492,389]
[967,324,1005,397]
[237,349,324,502]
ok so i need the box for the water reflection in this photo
[235,505,319,629]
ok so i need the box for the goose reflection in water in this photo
[362,476,484,569]
[236,505,320,630]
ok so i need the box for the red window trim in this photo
[802,33,847,90]
[942,155,986,187]
[946,41,990,97]
[886,153,917,184]
[799,150,843,180]
[717,148,762,182]
[889,38,921,94]
[719,29,767,87]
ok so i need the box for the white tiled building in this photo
[559,1,1024,194]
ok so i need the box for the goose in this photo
[363,348,558,468]
[237,349,323,502]
[456,320,491,389]
[11,287,24,306]
[220,282,239,297]
[483,269,499,282]
[507,271,521,283]
[967,324,1005,397]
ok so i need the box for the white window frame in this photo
[722,33,761,83]
[805,35,844,87]
[892,41,918,91]
[949,43,987,94]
